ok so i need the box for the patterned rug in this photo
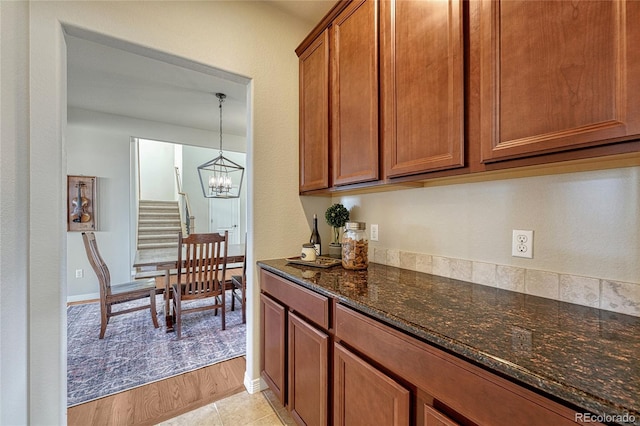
[67,294,246,407]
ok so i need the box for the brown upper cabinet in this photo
[331,0,379,186]
[296,0,379,193]
[479,0,640,162]
[297,0,640,194]
[381,0,465,178]
[297,0,463,192]
[298,29,330,192]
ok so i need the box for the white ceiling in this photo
[66,0,335,139]
[66,34,251,136]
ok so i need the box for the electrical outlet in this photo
[512,230,533,258]
[370,224,379,241]
[511,326,533,355]
[75,269,83,278]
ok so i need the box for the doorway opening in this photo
[64,25,252,407]
[65,24,251,300]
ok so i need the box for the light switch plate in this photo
[370,224,379,241]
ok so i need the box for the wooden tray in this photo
[286,256,342,268]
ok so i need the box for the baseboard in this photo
[244,372,267,394]
[67,292,99,304]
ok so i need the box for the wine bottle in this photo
[310,214,321,256]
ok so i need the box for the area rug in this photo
[67,295,245,407]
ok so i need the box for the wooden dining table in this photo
[133,243,245,331]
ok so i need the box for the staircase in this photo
[137,200,182,250]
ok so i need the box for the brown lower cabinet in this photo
[289,311,329,425]
[334,343,410,426]
[259,268,603,425]
[259,293,286,403]
[260,270,330,425]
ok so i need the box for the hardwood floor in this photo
[67,357,246,426]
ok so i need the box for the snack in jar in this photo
[342,222,368,270]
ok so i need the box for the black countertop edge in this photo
[257,260,640,425]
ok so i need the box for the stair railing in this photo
[175,167,195,235]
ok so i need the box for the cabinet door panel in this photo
[480,0,640,162]
[331,0,379,186]
[288,312,329,426]
[260,293,286,403]
[334,343,410,426]
[299,30,330,192]
[382,0,464,177]
[422,405,459,426]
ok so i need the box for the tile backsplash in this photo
[373,247,640,317]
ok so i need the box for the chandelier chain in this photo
[217,93,225,155]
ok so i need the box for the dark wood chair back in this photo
[82,231,111,298]
[177,231,228,298]
[172,231,228,338]
[231,233,247,324]
[81,232,159,339]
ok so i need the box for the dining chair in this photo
[81,232,159,339]
[230,234,247,324]
[172,231,228,339]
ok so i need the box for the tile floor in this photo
[158,389,296,426]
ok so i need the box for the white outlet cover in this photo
[512,230,533,258]
[370,224,379,241]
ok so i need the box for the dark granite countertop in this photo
[258,259,640,425]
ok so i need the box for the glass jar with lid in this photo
[342,222,368,270]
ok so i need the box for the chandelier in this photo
[197,92,244,198]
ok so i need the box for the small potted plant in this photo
[325,203,350,259]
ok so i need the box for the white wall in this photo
[66,123,135,299]
[9,2,329,423]
[70,107,247,152]
[334,165,640,309]
[139,138,176,201]
[0,2,30,424]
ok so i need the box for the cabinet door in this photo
[260,293,286,403]
[288,312,329,426]
[334,343,410,426]
[480,0,640,162]
[420,405,459,426]
[331,0,379,186]
[381,0,464,178]
[299,29,330,192]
